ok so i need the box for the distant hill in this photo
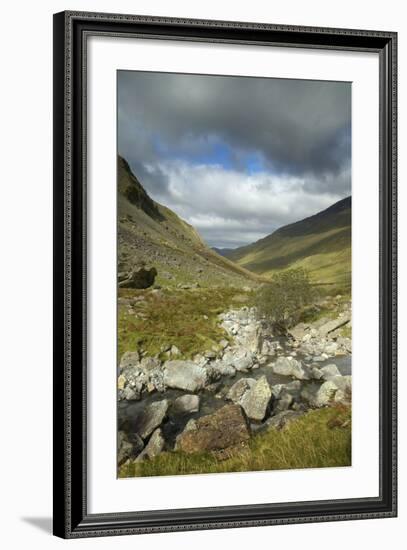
[224,197,351,286]
[211,247,235,257]
[117,156,257,288]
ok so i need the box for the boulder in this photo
[163,360,207,392]
[118,431,134,465]
[118,266,157,289]
[301,381,340,407]
[122,386,141,401]
[135,429,165,462]
[226,378,256,404]
[240,376,272,422]
[175,404,250,453]
[140,356,161,372]
[318,314,351,337]
[133,399,169,440]
[300,383,320,406]
[308,365,323,380]
[211,361,236,378]
[173,394,200,414]
[230,350,255,372]
[119,350,140,370]
[272,357,310,380]
[315,381,339,406]
[264,410,305,431]
[330,375,352,403]
[271,384,285,399]
[320,364,342,380]
[273,390,294,413]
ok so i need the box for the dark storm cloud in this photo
[118,71,350,179]
[117,70,351,247]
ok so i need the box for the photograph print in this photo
[116,71,352,478]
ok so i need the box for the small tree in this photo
[256,268,314,333]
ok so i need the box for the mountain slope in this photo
[224,197,351,286]
[118,156,257,288]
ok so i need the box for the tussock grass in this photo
[118,287,254,359]
[119,405,351,478]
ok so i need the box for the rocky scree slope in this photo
[117,156,257,289]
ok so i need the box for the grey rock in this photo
[122,386,141,401]
[127,432,144,455]
[173,394,200,414]
[320,364,342,380]
[318,314,351,337]
[272,357,310,380]
[240,375,272,422]
[331,375,352,403]
[264,410,305,431]
[120,351,140,371]
[226,378,256,404]
[134,399,169,440]
[135,429,165,462]
[211,361,236,378]
[309,365,323,380]
[315,381,339,406]
[118,431,134,465]
[271,384,285,399]
[274,390,294,413]
[140,356,161,372]
[163,360,207,392]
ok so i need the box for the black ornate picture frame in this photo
[53,10,397,538]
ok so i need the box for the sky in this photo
[118,71,351,249]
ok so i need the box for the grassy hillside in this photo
[225,197,351,288]
[117,156,258,288]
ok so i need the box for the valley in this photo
[116,157,352,477]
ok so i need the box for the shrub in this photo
[255,268,314,332]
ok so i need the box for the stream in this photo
[118,339,352,447]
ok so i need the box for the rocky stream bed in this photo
[118,304,352,468]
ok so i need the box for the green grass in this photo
[118,287,255,359]
[226,198,351,286]
[119,405,351,478]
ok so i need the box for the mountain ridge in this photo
[117,156,258,288]
[223,196,351,286]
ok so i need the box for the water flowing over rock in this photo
[175,404,251,454]
[133,399,169,440]
[240,376,272,422]
[163,360,207,392]
[135,429,165,462]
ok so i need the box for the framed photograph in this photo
[53,11,397,538]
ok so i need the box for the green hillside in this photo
[117,156,257,288]
[225,197,351,287]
